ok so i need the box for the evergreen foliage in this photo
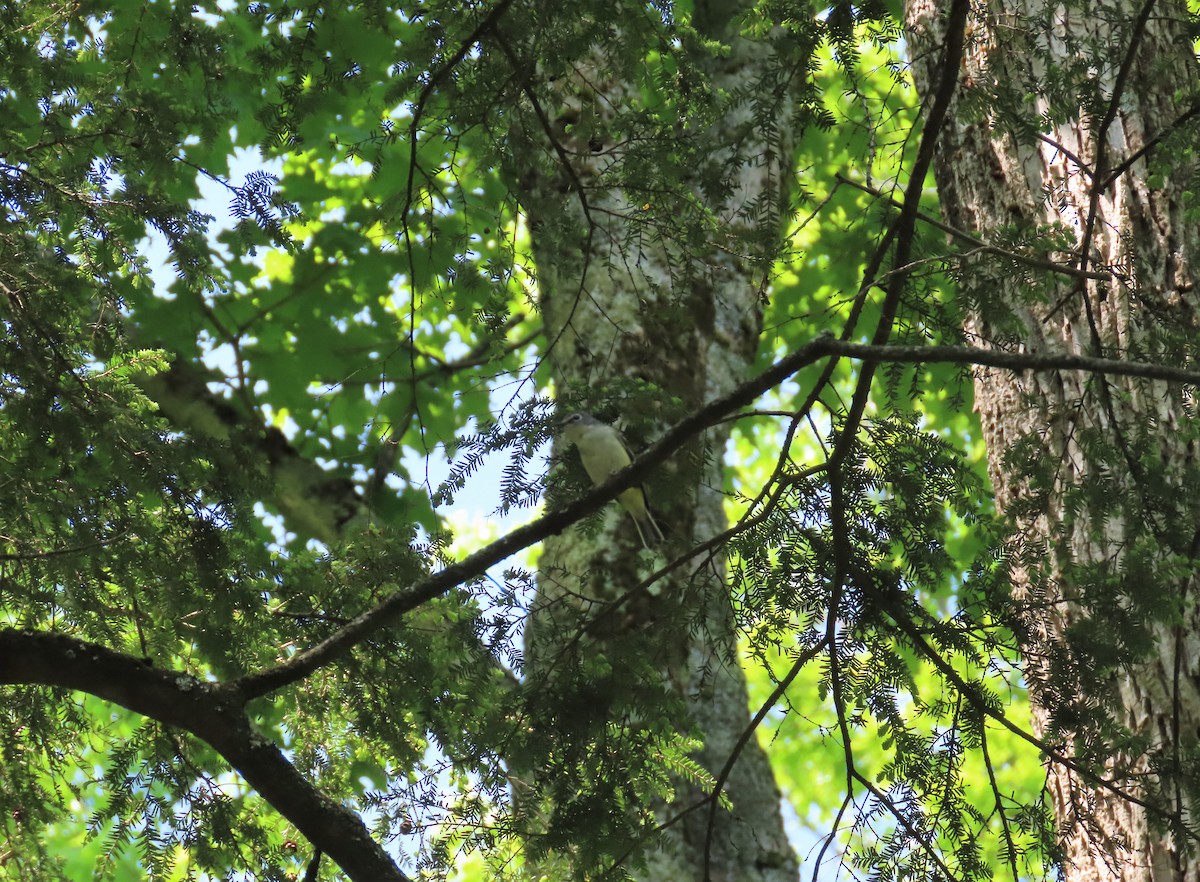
[3,0,1198,879]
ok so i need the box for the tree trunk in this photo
[905,1,1200,879]
[504,1,799,878]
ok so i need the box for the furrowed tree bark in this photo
[905,1,1200,880]
[504,1,800,878]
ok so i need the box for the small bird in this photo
[560,412,665,548]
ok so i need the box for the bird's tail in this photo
[632,509,665,548]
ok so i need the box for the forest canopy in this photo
[3,0,1200,880]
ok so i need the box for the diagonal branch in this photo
[17,334,1199,873]
[1075,0,1158,282]
[874,593,1200,842]
[701,635,830,878]
[237,332,1200,697]
[836,173,1113,282]
[0,629,411,882]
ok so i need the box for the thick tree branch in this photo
[138,361,359,543]
[11,336,1197,873]
[238,332,1200,697]
[0,629,412,882]
[821,338,1200,384]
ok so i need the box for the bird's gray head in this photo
[560,412,601,430]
